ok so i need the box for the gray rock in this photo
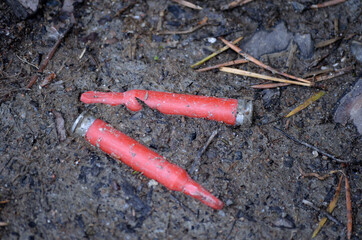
[351,41,362,63]
[242,22,293,59]
[273,217,296,229]
[5,0,39,19]
[291,1,307,13]
[241,22,314,59]
[334,78,362,134]
[294,33,313,59]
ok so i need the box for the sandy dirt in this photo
[0,0,361,239]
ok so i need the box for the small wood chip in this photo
[40,72,56,88]
[52,110,67,141]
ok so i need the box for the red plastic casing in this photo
[81,90,238,125]
[85,118,224,210]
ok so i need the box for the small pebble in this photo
[312,150,319,158]
[226,199,233,206]
[218,210,226,217]
[148,179,158,188]
[207,37,217,44]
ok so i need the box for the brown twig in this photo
[303,68,334,78]
[310,0,347,9]
[189,129,218,175]
[171,0,202,10]
[274,127,349,163]
[302,199,342,226]
[191,36,243,68]
[310,66,354,82]
[0,200,9,204]
[196,59,248,72]
[113,2,136,18]
[220,37,312,84]
[344,172,352,240]
[27,28,70,89]
[298,167,341,180]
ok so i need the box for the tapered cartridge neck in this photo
[183,180,224,210]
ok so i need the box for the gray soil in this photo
[0,0,361,239]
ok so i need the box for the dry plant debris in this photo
[171,0,202,10]
[158,17,208,35]
[196,59,248,72]
[52,110,67,142]
[274,127,349,163]
[311,175,343,237]
[0,199,9,227]
[285,91,326,117]
[299,167,341,180]
[221,0,254,10]
[344,172,353,240]
[251,82,290,89]
[310,0,347,9]
[220,67,312,86]
[191,36,244,68]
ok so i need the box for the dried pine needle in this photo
[345,173,352,240]
[311,66,353,82]
[191,37,243,68]
[312,175,343,238]
[315,37,342,48]
[219,37,312,84]
[251,82,290,89]
[221,0,254,10]
[310,0,347,9]
[285,91,326,118]
[171,0,202,10]
[220,67,312,86]
[196,59,248,72]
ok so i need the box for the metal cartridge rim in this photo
[71,111,97,137]
[235,99,253,126]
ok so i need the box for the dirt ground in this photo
[0,0,361,239]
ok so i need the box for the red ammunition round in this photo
[81,90,253,126]
[72,112,224,210]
